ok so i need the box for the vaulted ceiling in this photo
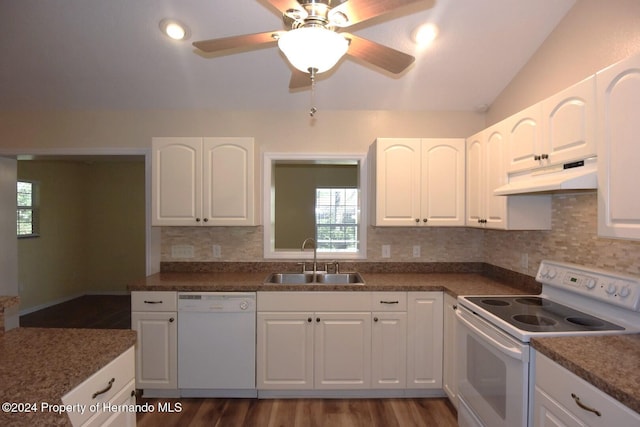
[0,0,575,111]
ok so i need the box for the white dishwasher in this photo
[178,292,256,398]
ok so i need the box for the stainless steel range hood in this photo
[494,157,597,196]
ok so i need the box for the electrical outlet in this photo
[382,245,391,258]
[212,244,222,258]
[521,253,529,270]
[413,245,421,258]
[171,244,194,259]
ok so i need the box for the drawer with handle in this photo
[371,292,407,311]
[61,346,135,426]
[131,291,177,311]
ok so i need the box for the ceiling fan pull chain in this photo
[309,67,318,117]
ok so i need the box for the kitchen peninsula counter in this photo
[0,328,137,427]
[531,334,640,414]
[128,271,538,297]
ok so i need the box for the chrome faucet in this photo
[301,237,317,281]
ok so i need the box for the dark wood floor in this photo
[20,295,458,426]
[19,294,131,329]
[136,397,458,427]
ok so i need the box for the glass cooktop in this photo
[464,296,624,333]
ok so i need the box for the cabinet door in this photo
[100,380,137,427]
[256,312,314,389]
[314,312,371,389]
[506,104,543,172]
[534,387,585,427]
[371,312,407,389]
[484,127,507,229]
[131,311,177,389]
[375,138,422,226]
[466,132,485,227]
[203,137,255,226]
[421,139,466,226]
[597,53,640,240]
[442,294,458,408]
[543,76,596,166]
[406,292,443,389]
[151,137,202,226]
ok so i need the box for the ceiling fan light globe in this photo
[278,27,349,74]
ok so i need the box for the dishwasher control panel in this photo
[178,292,256,312]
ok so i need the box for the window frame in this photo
[17,179,40,238]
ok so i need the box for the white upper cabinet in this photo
[373,138,465,226]
[466,125,551,230]
[596,52,640,240]
[506,104,543,173]
[152,137,256,226]
[542,75,596,166]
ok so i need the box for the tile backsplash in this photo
[161,192,640,277]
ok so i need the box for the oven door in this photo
[456,304,530,427]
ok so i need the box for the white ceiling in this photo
[0,0,576,112]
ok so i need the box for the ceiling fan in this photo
[192,0,424,89]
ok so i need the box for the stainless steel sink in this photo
[264,272,365,285]
[315,273,365,284]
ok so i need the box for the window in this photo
[315,188,359,252]
[17,180,39,237]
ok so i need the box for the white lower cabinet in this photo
[62,346,136,427]
[533,351,640,427]
[314,312,371,389]
[256,292,371,391]
[131,292,177,393]
[257,291,442,396]
[406,292,443,389]
[442,293,458,408]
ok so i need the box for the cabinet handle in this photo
[169,317,175,323]
[452,305,458,310]
[316,317,320,323]
[307,317,312,323]
[415,218,420,223]
[143,300,163,304]
[534,155,541,161]
[373,317,379,322]
[380,300,399,304]
[92,378,115,399]
[423,218,428,223]
[203,218,209,222]
[196,217,201,222]
[541,153,549,160]
[571,393,601,416]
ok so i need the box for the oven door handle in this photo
[456,307,526,361]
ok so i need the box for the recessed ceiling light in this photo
[159,18,190,41]
[412,23,439,46]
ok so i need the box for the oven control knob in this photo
[239,301,249,310]
[605,282,618,295]
[547,268,557,279]
[619,285,631,298]
[586,278,597,289]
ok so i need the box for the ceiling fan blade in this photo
[193,31,283,53]
[344,33,415,74]
[264,0,308,18]
[332,0,425,27]
[289,69,312,89]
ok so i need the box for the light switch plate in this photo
[212,244,222,258]
[413,245,421,258]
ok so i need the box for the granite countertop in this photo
[0,296,19,311]
[531,334,640,414]
[129,271,537,297]
[0,328,137,427]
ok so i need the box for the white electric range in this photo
[455,260,640,427]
